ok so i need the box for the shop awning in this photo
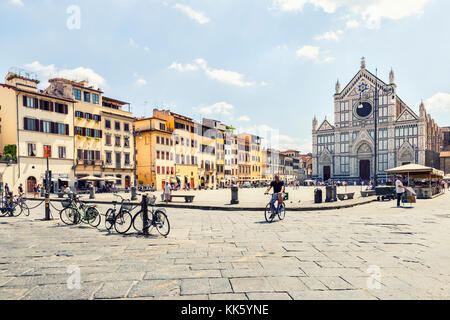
[78,175,105,181]
[385,164,444,179]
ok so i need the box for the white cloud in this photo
[10,0,24,6]
[194,102,234,116]
[346,19,359,29]
[135,78,147,87]
[24,61,107,89]
[271,0,338,13]
[424,93,450,112]
[239,123,310,152]
[168,62,199,72]
[296,45,320,59]
[144,46,150,52]
[272,0,432,28]
[314,30,342,41]
[173,3,210,24]
[169,58,260,87]
[237,115,251,122]
[296,45,334,63]
[129,38,139,48]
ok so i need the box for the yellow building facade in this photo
[135,117,175,191]
[45,78,135,189]
[0,72,75,192]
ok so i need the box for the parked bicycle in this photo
[0,192,17,217]
[264,194,286,223]
[131,193,170,237]
[60,193,101,227]
[0,193,29,217]
[105,193,134,234]
[12,194,30,217]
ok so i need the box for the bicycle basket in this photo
[62,199,72,209]
[147,195,157,206]
[122,202,136,211]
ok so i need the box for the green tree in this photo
[3,145,17,161]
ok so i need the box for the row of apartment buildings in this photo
[0,70,135,193]
[134,109,312,191]
[0,70,312,192]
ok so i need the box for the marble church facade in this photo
[312,59,442,182]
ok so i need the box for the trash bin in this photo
[231,186,239,205]
[314,188,322,204]
[89,186,95,199]
[325,186,333,202]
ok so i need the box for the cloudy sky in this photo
[1,0,449,152]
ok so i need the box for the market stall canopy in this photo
[444,175,450,180]
[385,164,444,179]
[78,175,105,181]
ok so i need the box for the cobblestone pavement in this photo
[0,193,449,300]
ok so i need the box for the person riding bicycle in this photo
[264,175,285,218]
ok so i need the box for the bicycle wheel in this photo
[105,209,115,230]
[60,207,77,225]
[132,211,144,232]
[264,203,275,223]
[10,201,22,217]
[114,210,133,234]
[154,211,170,237]
[20,202,30,217]
[86,207,101,228]
[278,203,286,221]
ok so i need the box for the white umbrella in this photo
[78,175,104,181]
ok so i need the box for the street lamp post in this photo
[374,70,379,188]
[357,68,393,188]
[131,129,140,200]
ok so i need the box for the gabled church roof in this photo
[336,67,389,99]
[317,119,334,131]
[396,106,419,122]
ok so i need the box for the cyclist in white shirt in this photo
[395,176,405,207]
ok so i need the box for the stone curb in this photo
[23,197,378,212]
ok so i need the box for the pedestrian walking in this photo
[4,183,10,195]
[164,182,172,204]
[395,175,405,207]
[18,183,24,197]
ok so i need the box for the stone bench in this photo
[169,195,195,203]
[337,193,355,201]
[360,190,375,197]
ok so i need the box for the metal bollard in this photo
[90,186,95,199]
[231,186,239,204]
[44,192,51,220]
[131,186,137,201]
[142,194,149,235]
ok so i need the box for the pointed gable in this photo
[337,68,388,99]
[317,119,334,131]
[396,107,418,123]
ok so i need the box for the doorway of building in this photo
[125,176,131,188]
[359,160,371,181]
[323,166,331,181]
[27,177,37,193]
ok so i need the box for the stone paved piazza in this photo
[0,192,449,300]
